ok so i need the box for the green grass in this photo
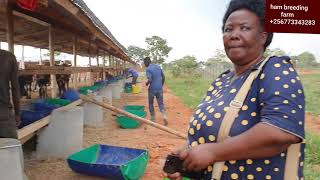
[166,73,320,179]
[166,76,211,108]
[300,73,320,114]
[305,132,320,179]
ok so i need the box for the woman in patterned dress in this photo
[165,0,305,179]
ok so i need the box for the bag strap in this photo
[211,57,270,180]
[284,143,301,180]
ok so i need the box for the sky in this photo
[2,0,320,64]
[81,0,320,63]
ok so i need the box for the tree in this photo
[169,55,199,77]
[127,45,147,64]
[145,36,172,64]
[296,51,318,68]
[264,48,286,57]
[43,51,61,57]
[205,49,232,68]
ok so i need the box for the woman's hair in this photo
[222,0,273,50]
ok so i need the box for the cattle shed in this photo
[0,0,133,97]
[0,0,135,145]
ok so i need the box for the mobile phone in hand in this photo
[163,154,203,179]
[163,154,184,174]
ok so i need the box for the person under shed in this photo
[125,67,139,85]
[143,57,168,126]
[165,0,305,179]
[0,49,21,139]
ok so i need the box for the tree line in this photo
[128,35,320,77]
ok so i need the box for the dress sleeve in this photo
[258,56,305,140]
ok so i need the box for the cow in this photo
[18,75,33,99]
[56,60,72,96]
[36,74,50,99]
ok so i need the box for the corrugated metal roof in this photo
[71,0,128,54]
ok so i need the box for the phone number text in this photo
[270,19,316,26]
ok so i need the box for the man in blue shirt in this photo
[126,67,139,85]
[143,57,168,126]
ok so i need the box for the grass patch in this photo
[300,73,320,115]
[166,75,211,108]
[305,132,320,179]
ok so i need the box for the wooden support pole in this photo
[21,45,24,69]
[108,54,112,75]
[112,56,116,75]
[73,35,77,66]
[96,48,99,81]
[39,48,43,65]
[116,57,119,75]
[80,95,187,139]
[88,38,92,85]
[103,51,106,80]
[108,54,111,67]
[49,25,57,98]
[5,4,14,53]
[110,55,113,75]
[117,58,120,75]
[73,35,78,88]
[96,48,99,67]
[88,39,91,66]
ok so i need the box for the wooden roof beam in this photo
[13,10,49,26]
[15,29,48,40]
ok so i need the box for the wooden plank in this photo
[19,132,36,144]
[13,10,49,26]
[18,99,83,144]
[49,25,57,98]
[96,48,99,67]
[73,35,77,66]
[88,38,91,66]
[103,51,106,80]
[15,29,48,40]
[73,35,78,88]
[19,66,116,75]
[18,116,50,141]
[49,25,54,66]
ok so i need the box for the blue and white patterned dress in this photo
[188,56,305,180]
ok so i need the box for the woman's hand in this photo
[182,143,216,171]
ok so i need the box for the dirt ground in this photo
[299,69,320,75]
[305,113,320,135]
[23,81,320,180]
[24,84,192,180]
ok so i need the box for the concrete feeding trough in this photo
[0,138,25,180]
[36,106,84,160]
[83,96,104,127]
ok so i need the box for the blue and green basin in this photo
[117,109,146,129]
[67,144,149,180]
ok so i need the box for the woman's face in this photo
[223,9,267,65]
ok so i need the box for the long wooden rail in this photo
[19,66,124,75]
